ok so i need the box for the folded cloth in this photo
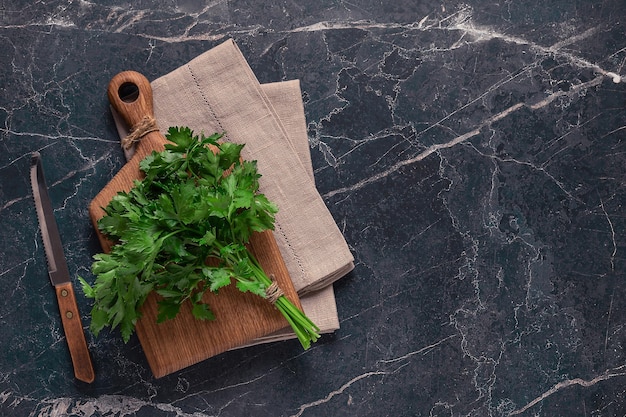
[113,40,354,344]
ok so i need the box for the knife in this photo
[30,152,95,383]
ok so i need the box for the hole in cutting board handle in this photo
[118,82,140,103]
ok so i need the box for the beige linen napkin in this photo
[114,40,353,342]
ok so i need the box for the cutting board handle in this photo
[108,71,154,128]
[107,71,168,161]
[89,71,169,251]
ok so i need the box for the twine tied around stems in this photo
[265,275,284,305]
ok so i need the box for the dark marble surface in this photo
[2,1,626,416]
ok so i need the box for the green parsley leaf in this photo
[191,302,216,321]
[202,267,232,292]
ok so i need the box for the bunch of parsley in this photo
[80,127,320,349]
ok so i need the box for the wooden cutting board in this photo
[88,71,301,378]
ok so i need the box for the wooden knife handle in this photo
[107,71,169,162]
[55,282,95,383]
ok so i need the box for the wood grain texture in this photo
[55,282,95,383]
[88,71,301,378]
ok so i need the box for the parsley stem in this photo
[245,251,320,349]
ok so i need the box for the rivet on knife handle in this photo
[30,152,95,383]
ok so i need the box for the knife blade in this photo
[30,152,95,383]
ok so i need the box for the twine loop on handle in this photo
[121,115,160,150]
[265,275,284,305]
